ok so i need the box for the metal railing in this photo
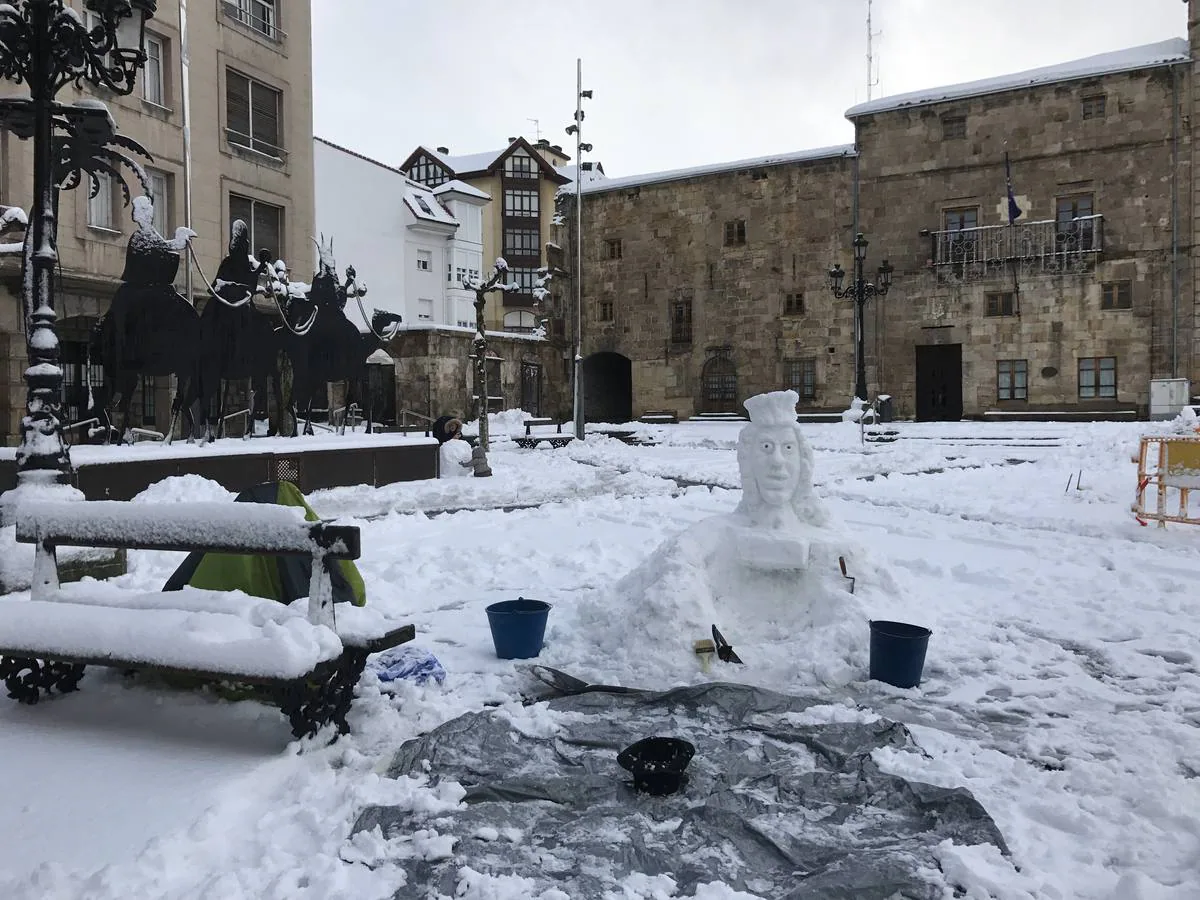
[220,0,286,41]
[929,215,1104,281]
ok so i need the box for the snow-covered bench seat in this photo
[0,500,415,738]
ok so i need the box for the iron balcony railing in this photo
[929,214,1103,280]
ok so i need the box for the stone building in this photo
[0,0,316,442]
[573,29,1199,421]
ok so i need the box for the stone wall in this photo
[383,328,570,425]
[574,151,858,419]
[854,64,1191,418]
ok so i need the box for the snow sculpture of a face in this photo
[734,390,819,524]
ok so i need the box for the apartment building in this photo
[0,0,315,441]
[399,137,570,333]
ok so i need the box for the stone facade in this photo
[375,328,570,427]
[572,33,1198,421]
[0,0,316,443]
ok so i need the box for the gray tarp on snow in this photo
[352,682,1007,899]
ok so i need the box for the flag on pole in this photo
[1005,152,1023,224]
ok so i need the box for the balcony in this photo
[929,215,1103,282]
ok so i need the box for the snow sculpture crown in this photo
[743,390,799,427]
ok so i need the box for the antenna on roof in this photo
[527,118,542,141]
[866,0,881,101]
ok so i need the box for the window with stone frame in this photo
[142,33,166,106]
[88,171,117,230]
[1081,94,1107,120]
[724,219,746,246]
[1078,356,1116,399]
[598,299,614,322]
[784,357,817,401]
[997,359,1027,401]
[941,115,967,140]
[670,296,693,345]
[985,291,1017,317]
[1101,280,1132,310]
[603,238,622,260]
[141,375,157,424]
[783,292,805,316]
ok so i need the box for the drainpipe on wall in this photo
[179,0,194,305]
[1171,63,1181,380]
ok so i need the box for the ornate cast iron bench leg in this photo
[0,655,86,704]
[275,648,370,740]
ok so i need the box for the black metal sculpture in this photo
[90,195,199,442]
[183,220,287,441]
[277,239,392,435]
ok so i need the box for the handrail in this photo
[398,408,434,425]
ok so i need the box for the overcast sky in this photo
[312,0,1187,178]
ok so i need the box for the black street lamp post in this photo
[0,0,155,510]
[827,232,894,403]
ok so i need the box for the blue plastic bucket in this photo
[486,598,552,659]
[869,620,932,688]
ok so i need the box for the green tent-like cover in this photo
[163,480,366,607]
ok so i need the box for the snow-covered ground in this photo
[1,418,1198,899]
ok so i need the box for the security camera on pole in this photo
[564,59,593,441]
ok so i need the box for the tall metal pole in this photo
[572,57,584,441]
[179,0,193,305]
[854,261,868,402]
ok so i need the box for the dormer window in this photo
[409,155,449,187]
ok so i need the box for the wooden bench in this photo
[0,500,415,739]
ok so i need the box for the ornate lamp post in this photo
[827,232,893,403]
[0,0,156,512]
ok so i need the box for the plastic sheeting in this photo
[352,682,1008,899]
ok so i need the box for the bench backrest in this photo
[15,501,360,560]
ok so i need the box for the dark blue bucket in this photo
[869,620,932,689]
[486,598,552,659]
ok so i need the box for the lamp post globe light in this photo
[0,0,156,517]
[827,232,893,403]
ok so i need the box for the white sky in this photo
[312,0,1188,178]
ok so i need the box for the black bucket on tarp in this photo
[869,620,932,688]
[617,737,695,796]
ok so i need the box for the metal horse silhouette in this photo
[276,236,398,435]
[90,196,200,442]
[182,220,289,441]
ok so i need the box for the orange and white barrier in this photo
[1132,435,1200,527]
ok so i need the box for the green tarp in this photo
[163,480,366,607]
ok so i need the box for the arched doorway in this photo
[700,352,738,414]
[582,352,632,424]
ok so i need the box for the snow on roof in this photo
[579,144,856,195]
[846,38,1189,118]
[556,162,607,187]
[433,179,491,201]
[403,184,457,227]
[423,146,504,175]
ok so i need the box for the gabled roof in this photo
[399,137,570,185]
[578,145,856,196]
[846,38,1189,118]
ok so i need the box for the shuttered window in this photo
[226,69,283,157]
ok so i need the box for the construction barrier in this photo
[1132,434,1200,527]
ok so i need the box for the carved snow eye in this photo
[784,443,795,452]
[761,441,773,452]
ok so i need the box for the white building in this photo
[313,137,489,329]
